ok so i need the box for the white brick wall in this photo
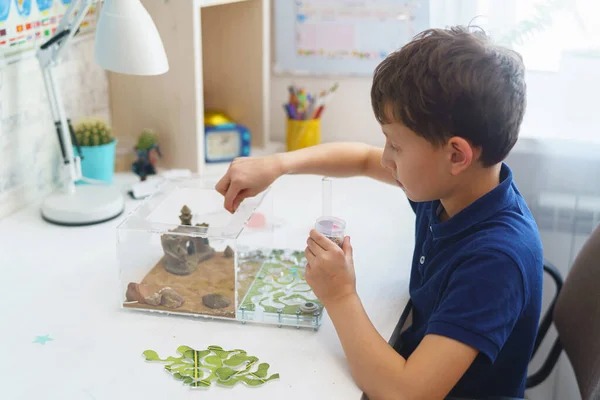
[0,35,109,219]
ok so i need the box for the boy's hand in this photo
[215,155,283,213]
[304,230,356,307]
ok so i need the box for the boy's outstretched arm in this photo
[278,142,395,184]
[305,230,478,400]
[216,142,395,213]
[329,296,478,400]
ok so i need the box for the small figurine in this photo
[179,205,192,226]
[132,129,161,181]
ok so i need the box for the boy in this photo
[216,26,543,400]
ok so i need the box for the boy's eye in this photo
[386,141,399,152]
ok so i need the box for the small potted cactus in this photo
[132,128,161,181]
[73,118,117,183]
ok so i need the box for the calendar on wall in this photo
[274,0,430,76]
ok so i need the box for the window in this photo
[431,0,600,142]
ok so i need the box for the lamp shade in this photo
[94,0,169,75]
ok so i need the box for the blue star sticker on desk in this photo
[33,334,54,345]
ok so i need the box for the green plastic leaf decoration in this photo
[176,345,194,354]
[223,354,247,367]
[203,355,223,368]
[253,363,270,378]
[242,377,267,386]
[143,345,279,389]
[143,350,162,361]
[215,367,237,381]
[189,380,211,388]
[216,376,239,387]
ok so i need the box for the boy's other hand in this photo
[215,155,283,213]
[305,230,356,307]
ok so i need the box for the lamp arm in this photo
[36,0,94,193]
[37,0,93,69]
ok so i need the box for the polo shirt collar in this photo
[429,162,516,240]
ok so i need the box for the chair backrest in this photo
[553,224,600,400]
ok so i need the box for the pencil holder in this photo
[286,119,321,152]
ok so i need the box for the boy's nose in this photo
[380,156,394,170]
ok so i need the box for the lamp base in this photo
[41,184,125,226]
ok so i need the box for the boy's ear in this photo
[446,136,475,175]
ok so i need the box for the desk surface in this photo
[0,172,414,400]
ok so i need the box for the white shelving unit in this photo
[108,0,271,173]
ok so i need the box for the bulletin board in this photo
[0,0,99,61]
[274,0,430,76]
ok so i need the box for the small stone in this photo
[126,282,142,302]
[160,287,184,308]
[202,293,231,309]
[126,282,162,305]
[224,245,234,258]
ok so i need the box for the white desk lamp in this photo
[36,0,168,226]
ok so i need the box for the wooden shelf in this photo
[107,0,270,174]
[198,0,249,7]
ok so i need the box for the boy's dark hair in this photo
[371,26,526,167]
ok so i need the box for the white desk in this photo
[0,172,415,400]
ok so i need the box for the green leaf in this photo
[189,380,211,388]
[143,350,162,361]
[170,365,197,376]
[181,367,204,379]
[253,363,270,378]
[183,349,207,362]
[242,376,266,386]
[204,356,223,368]
[177,345,194,354]
[215,367,236,381]
[217,377,240,387]
[223,354,248,367]
[172,372,184,380]
[197,350,211,358]
[215,350,230,359]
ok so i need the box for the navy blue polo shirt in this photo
[395,163,543,398]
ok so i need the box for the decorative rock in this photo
[224,245,234,258]
[160,287,185,308]
[126,282,162,306]
[160,225,215,276]
[202,293,231,309]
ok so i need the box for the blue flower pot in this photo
[74,139,117,183]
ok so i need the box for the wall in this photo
[271,53,600,150]
[270,76,384,146]
[0,36,110,219]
